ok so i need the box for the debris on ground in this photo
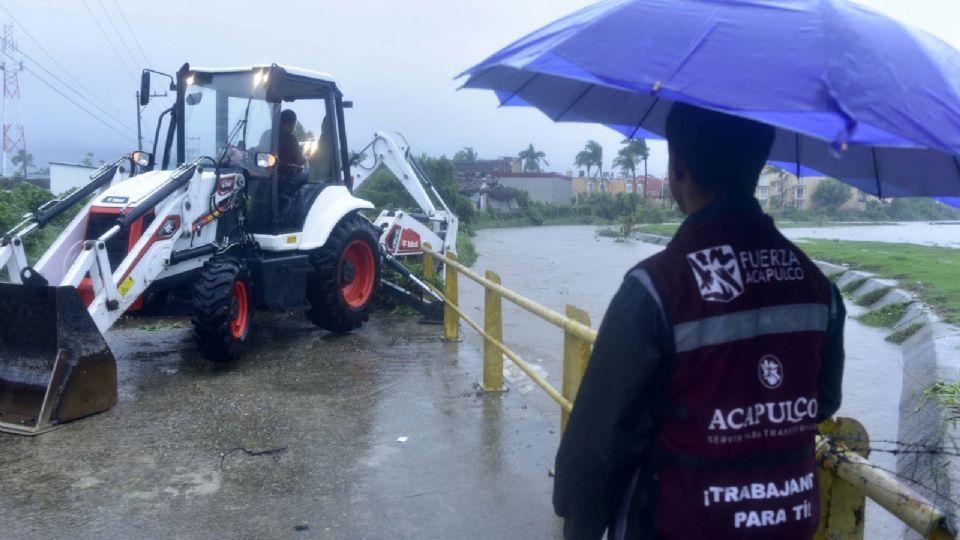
[219,446,288,469]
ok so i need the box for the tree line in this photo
[453,139,651,184]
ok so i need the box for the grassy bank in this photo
[796,240,960,326]
[924,381,960,419]
[638,223,681,236]
[637,220,898,238]
[474,214,616,230]
[456,230,478,266]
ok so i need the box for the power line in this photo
[81,0,136,81]
[111,0,150,66]
[24,66,135,140]
[0,49,136,141]
[97,0,141,71]
[13,45,130,131]
[0,2,126,118]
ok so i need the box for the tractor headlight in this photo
[253,70,270,88]
[132,151,153,168]
[256,152,277,169]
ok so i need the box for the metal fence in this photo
[421,245,956,540]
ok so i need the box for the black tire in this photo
[305,213,381,333]
[191,256,252,362]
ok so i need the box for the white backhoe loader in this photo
[0,64,457,435]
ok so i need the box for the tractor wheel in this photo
[305,214,381,333]
[191,256,252,362]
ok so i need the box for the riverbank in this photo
[633,220,904,237]
[798,240,960,326]
[816,263,960,531]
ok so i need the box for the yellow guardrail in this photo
[421,245,956,540]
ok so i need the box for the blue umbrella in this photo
[938,197,960,210]
[459,0,960,198]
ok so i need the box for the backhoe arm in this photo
[350,131,458,255]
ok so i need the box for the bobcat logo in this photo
[758,355,784,389]
[686,245,744,302]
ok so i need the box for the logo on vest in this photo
[758,355,784,389]
[686,245,744,303]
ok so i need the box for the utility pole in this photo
[136,88,167,152]
[136,91,142,151]
[1,24,25,179]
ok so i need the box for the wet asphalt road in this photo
[0,311,564,539]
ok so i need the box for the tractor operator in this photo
[278,109,305,170]
[552,103,846,540]
[274,109,306,222]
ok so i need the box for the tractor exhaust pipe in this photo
[0,283,117,435]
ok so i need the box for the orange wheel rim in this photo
[341,239,376,308]
[230,280,249,338]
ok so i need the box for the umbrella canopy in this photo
[459,0,960,198]
[938,197,960,210]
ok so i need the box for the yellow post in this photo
[482,271,505,392]
[561,305,591,436]
[815,417,868,540]
[422,242,434,282]
[443,252,460,341]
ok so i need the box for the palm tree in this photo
[575,140,603,191]
[621,138,650,195]
[454,147,478,162]
[11,149,33,178]
[518,143,548,172]
[613,146,639,193]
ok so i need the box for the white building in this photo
[49,161,98,195]
[494,172,573,205]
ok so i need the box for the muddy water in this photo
[461,225,905,538]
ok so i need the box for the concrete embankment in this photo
[820,262,960,532]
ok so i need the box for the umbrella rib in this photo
[552,84,595,122]
[872,148,883,199]
[497,73,539,108]
[628,97,660,140]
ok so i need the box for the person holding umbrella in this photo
[459,1,960,537]
[552,102,846,539]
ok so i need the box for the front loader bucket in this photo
[0,283,117,435]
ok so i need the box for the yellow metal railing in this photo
[421,245,956,540]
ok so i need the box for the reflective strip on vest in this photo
[673,303,829,354]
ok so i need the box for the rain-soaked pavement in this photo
[0,311,564,539]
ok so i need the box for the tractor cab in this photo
[142,64,353,234]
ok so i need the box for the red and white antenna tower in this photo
[1,24,25,178]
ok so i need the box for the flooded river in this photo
[782,221,960,247]
[461,225,909,538]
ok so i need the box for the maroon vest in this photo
[642,213,832,539]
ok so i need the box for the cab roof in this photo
[189,65,339,86]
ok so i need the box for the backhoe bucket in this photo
[0,283,117,435]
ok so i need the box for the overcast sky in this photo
[3,0,958,177]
